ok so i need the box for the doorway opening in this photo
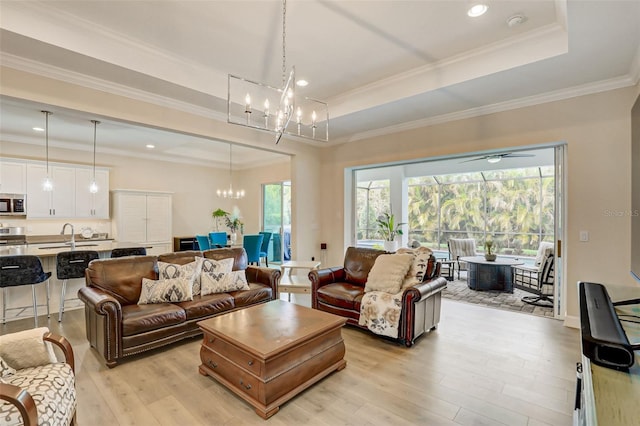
[262,181,292,265]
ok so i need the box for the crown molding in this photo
[0,53,227,123]
[346,74,637,143]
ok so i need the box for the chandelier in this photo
[227,0,328,144]
[217,144,245,199]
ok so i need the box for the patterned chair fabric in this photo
[0,328,76,426]
[447,238,477,279]
[110,247,147,258]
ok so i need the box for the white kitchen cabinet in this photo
[111,190,172,250]
[0,159,27,194]
[26,164,76,218]
[75,168,110,218]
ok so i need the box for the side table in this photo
[278,260,321,301]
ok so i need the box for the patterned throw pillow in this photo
[201,270,250,295]
[199,258,234,294]
[138,277,193,304]
[0,356,16,378]
[158,260,202,295]
[397,247,434,289]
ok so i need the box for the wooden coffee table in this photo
[197,300,347,419]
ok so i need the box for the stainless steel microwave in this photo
[0,194,26,216]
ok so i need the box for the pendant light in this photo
[216,144,245,199]
[89,120,100,193]
[41,110,53,191]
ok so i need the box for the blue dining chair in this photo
[209,232,228,248]
[258,231,272,267]
[196,235,211,251]
[243,234,264,266]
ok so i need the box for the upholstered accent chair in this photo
[512,243,555,307]
[243,234,264,266]
[0,327,76,426]
[208,232,228,248]
[258,231,272,267]
[447,238,478,279]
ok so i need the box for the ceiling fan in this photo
[461,152,535,164]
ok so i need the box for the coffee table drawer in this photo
[200,346,262,401]
[203,333,263,377]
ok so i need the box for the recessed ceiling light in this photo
[296,79,309,87]
[33,127,45,132]
[146,144,155,149]
[468,4,488,17]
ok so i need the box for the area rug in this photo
[441,278,554,318]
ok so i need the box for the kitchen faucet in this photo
[61,223,75,249]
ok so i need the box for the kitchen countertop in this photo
[0,241,146,257]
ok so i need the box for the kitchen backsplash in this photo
[0,218,111,236]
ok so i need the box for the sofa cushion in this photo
[365,253,413,294]
[344,247,386,286]
[0,327,57,370]
[122,303,187,336]
[229,283,272,307]
[138,277,194,304]
[317,282,364,310]
[86,255,158,305]
[0,363,76,426]
[177,293,235,320]
[203,247,247,271]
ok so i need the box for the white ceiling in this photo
[0,0,638,168]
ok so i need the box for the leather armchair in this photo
[310,247,447,346]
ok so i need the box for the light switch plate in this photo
[580,231,589,242]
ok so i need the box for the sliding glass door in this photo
[262,181,291,264]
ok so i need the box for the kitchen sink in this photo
[38,243,99,249]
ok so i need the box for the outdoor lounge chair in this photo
[448,238,477,279]
[512,244,555,307]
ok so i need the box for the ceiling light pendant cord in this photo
[41,110,53,192]
[282,0,287,87]
[229,144,233,193]
[90,120,100,193]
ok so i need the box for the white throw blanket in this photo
[358,290,403,338]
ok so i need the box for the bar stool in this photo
[0,255,51,327]
[110,247,147,258]
[56,250,99,322]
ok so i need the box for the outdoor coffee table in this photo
[197,300,347,419]
[459,256,524,292]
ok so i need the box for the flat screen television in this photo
[632,93,640,282]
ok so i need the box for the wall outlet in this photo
[320,243,327,250]
[579,231,589,242]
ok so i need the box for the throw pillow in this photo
[199,258,234,294]
[138,277,194,304]
[201,270,250,295]
[158,260,202,295]
[0,327,57,370]
[364,253,414,294]
[397,247,434,289]
[0,356,16,378]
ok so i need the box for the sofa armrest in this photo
[78,286,123,367]
[0,383,38,426]
[404,276,447,301]
[43,332,75,373]
[309,267,346,309]
[245,266,281,299]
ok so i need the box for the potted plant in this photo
[376,212,404,252]
[484,240,497,261]
[211,208,229,231]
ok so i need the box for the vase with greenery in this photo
[376,212,404,252]
[484,240,497,261]
[224,209,244,244]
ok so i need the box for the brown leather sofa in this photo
[309,247,447,346]
[78,247,280,367]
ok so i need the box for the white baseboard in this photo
[564,315,580,329]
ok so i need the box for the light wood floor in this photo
[1,294,580,426]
